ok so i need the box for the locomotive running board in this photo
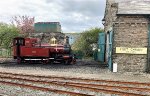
[25,59,43,60]
[49,58,55,60]
[25,58,55,60]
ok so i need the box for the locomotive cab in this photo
[13,37,25,61]
[13,37,25,46]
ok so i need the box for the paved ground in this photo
[0,59,150,83]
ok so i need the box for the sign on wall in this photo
[116,47,147,54]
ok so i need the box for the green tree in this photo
[72,27,104,57]
[0,23,19,49]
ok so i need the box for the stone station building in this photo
[103,0,150,72]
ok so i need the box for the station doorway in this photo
[147,24,150,72]
[97,31,113,71]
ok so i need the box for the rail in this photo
[0,72,149,95]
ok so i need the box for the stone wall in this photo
[113,16,149,72]
[104,0,118,62]
[104,0,118,32]
[29,32,65,45]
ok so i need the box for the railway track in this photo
[0,72,149,96]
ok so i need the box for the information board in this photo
[116,47,147,54]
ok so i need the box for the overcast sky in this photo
[0,0,106,32]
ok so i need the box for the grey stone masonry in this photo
[113,16,149,72]
[104,0,118,32]
[29,32,65,45]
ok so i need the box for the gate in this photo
[107,31,113,71]
[97,32,105,62]
[96,31,113,71]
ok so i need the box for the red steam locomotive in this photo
[13,37,76,64]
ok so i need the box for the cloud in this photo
[61,0,105,17]
[0,0,105,32]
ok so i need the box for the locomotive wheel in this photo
[72,59,76,64]
[50,60,54,64]
[17,57,22,64]
[64,60,69,65]
[64,59,72,65]
[42,59,49,64]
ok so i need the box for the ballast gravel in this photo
[0,60,150,96]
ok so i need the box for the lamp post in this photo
[102,18,105,26]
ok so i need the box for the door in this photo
[107,31,113,71]
[147,24,150,72]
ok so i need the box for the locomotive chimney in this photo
[39,33,45,46]
[64,36,69,44]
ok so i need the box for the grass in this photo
[0,48,12,58]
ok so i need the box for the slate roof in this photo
[114,0,150,15]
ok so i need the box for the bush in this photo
[72,27,104,58]
[0,23,19,49]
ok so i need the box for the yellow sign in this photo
[116,47,147,54]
